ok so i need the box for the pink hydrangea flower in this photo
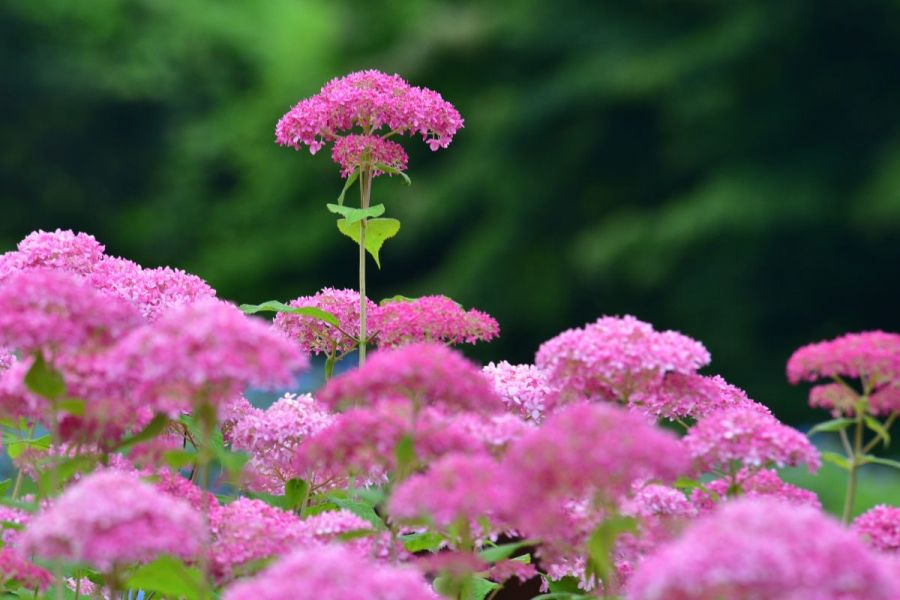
[0,348,12,373]
[808,382,860,416]
[208,498,307,582]
[632,373,755,420]
[684,405,821,474]
[447,412,534,455]
[627,498,898,600]
[317,342,504,414]
[371,295,499,348]
[331,134,409,178]
[389,453,509,531]
[275,69,462,156]
[90,256,216,322]
[691,468,821,512]
[0,548,53,592]
[223,544,439,600]
[15,229,105,275]
[788,331,900,385]
[22,470,206,571]
[482,361,555,422]
[0,269,141,355]
[853,505,900,553]
[112,299,308,415]
[230,393,334,494]
[0,505,30,546]
[273,288,375,356]
[536,315,710,403]
[501,403,689,542]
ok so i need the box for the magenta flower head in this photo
[482,361,556,422]
[317,342,504,414]
[14,229,105,276]
[22,470,206,571]
[0,549,53,592]
[273,288,376,356]
[222,544,439,600]
[691,468,821,512]
[371,295,499,348]
[112,298,308,415]
[788,331,900,416]
[276,69,462,163]
[853,505,900,553]
[0,269,142,356]
[684,405,821,474]
[627,498,899,600]
[536,315,710,403]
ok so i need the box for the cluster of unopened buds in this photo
[0,70,896,600]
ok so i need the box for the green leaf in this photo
[126,555,205,600]
[808,418,855,436]
[401,531,445,553]
[373,163,412,185]
[336,169,359,206]
[862,456,900,471]
[479,540,532,563]
[585,515,637,586]
[394,434,417,479]
[324,355,336,380]
[38,455,95,495]
[379,294,417,306]
[57,398,85,416]
[674,476,719,501]
[545,577,585,596]
[239,301,340,327]
[6,435,51,460]
[323,493,386,530]
[821,451,851,470]
[0,480,10,497]
[433,575,498,600]
[326,203,385,224]
[864,415,891,447]
[162,449,196,470]
[336,218,401,269]
[116,414,169,450]
[284,478,309,511]
[24,354,65,400]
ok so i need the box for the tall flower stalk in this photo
[275,70,463,365]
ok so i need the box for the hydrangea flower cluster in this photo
[627,498,898,600]
[853,505,900,553]
[276,69,463,156]
[691,468,822,512]
[332,134,409,178]
[22,470,206,572]
[273,288,376,355]
[482,361,556,422]
[371,295,500,348]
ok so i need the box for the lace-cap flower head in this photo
[627,498,898,600]
[273,288,375,356]
[371,295,499,348]
[222,544,439,600]
[276,69,463,161]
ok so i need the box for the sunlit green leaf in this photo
[24,354,65,400]
[808,418,855,436]
[336,218,401,269]
[336,169,359,206]
[239,301,340,327]
[821,451,851,470]
[326,202,385,224]
[126,555,205,600]
[864,416,891,447]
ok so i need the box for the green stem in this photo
[358,166,371,366]
[842,409,865,524]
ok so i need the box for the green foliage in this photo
[433,575,498,600]
[336,217,401,269]
[24,355,65,400]
[326,203,385,224]
[808,418,854,436]
[239,301,339,327]
[126,555,207,600]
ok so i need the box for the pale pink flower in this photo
[0,269,141,355]
[317,342,504,414]
[536,315,710,402]
[0,548,53,591]
[90,256,215,322]
[15,229,105,275]
[632,373,755,420]
[691,468,821,512]
[482,361,555,422]
[627,498,898,600]
[22,470,206,571]
[208,498,307,582]
[112,299,308,415]
[0,348,11,372]
[332,134,408,178]
[275,69,462,156]
[371,295,499,348]
[273,288,375,356]
[0,505,30,546]
[853,505,900,553]
[223,544,439,600]
[788,331,900,386]
[684,405,821,474]
[448,412,534,455]
[230,393,334,494]
[388,453,509,531]
[809,382,860,416]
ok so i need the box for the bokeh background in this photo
[2,0,899,429]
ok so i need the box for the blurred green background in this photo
[2,0,899,426]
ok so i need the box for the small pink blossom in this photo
[371,295,499,348]
[273,288,375,356]
[684,405,821,474]
[223,544,439,600]
[0,505,30,546]
[15,229,105,275]
[691,468,821,512]
[22,470,206,571]
[536,315,710,402]
[853,505,900,553]
[627,498,898,600]
[317,342,504,414]
[788,331,900,386]
[331,134,408,178]
[0,548,53,591]
[482,361,555,422]
[632,373,754,420]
